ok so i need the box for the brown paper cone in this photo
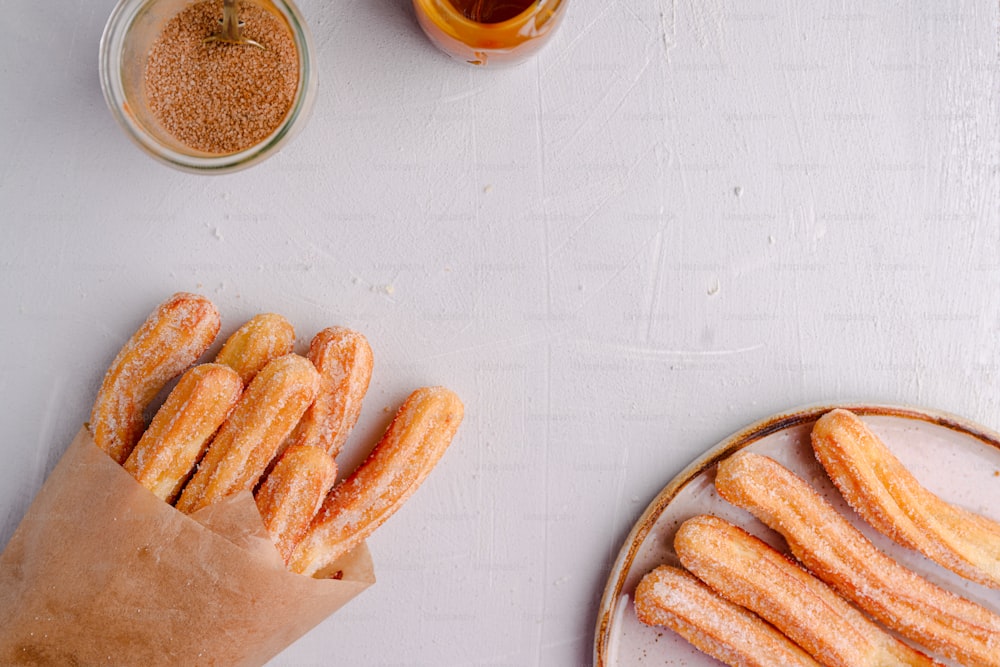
[0,428,375,666]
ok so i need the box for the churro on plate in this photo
[716,451,1000,667]
[124,363,242,503]
[812,409,1000,590]
[634,564,821,667]
[90,292,220,464]
[598,405,1000,667]
[674,514,940,667]
[175,353,320,514]
[290,386,463,576]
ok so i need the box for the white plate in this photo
[594,404,1000,666]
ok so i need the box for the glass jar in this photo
[413,0,567,67]
[99,0,316,174]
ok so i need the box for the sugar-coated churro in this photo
[715,452,1000,667]
[175,354,320,514]
[214,313,295,385]
[812,409,1000,590]
[289,386,463,576]
[90,292,220,464]
[674,515,940,667]
[123,363,242,503]
[255,445,337,564]
[287,327,373,458]
[634,564,821,667]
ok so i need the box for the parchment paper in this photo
[0,428,375,666]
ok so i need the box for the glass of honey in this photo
[413,0,567,67]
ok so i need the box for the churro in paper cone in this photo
[0,428,375,666]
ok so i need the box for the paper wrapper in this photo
[0,428,375,666]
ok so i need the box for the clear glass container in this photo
[413,0,567,67]
[99,0,316,174]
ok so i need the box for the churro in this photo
[90,292,220,464]
[634,565,821,667]
[255,445,337,563]
[716,452,1000,666]
[674,515,940,667]
[287,327,373,458]
[175,354,320,514]
[214,313,295,385]
[289,386,463,576]
[124,363,242,503]
[812,409,1000,589]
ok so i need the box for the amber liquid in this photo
[448,0,535,23]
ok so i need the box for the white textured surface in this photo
[1,1,999,665]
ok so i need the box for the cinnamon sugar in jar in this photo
[100,0,316,173]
